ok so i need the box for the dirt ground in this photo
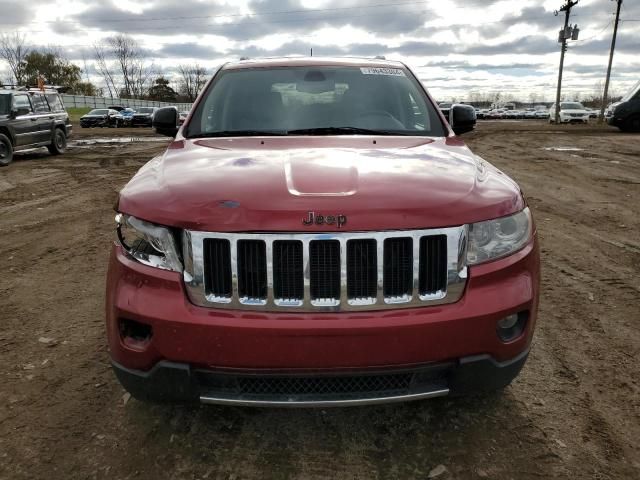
[1,121,638,480]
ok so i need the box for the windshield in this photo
[89,109,108,115]
[621,80,640,102]
[187,66,445,137]
[560,102,584,110]
[0,94,10,115]
[138,108,154,113]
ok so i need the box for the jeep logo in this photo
[303,211,347,228]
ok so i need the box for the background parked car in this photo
[80,108,119,128]
[178,111,189,125]
[549,102,590,124]
[114,108,136,128]
[131,107,158,127]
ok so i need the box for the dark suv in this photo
[0,87,72,166]
[606,80,640,132]
[131,107,158,127]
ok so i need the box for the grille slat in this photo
[419,235,448,296]
[310,240,341,301]
[237,240,267,300]
[203,239,232,298]
[383,237,413,298]
[347,239,377,300]
[273,240,304,301]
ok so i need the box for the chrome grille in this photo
[184,226,468,312]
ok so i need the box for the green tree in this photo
[147,76,177,102]
[23,50,81,88]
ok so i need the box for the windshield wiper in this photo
[188,130,288,138]
[286,127,411,136]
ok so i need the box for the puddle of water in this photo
[71,137,169,146]
[542,147,584,152]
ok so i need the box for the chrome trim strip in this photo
[199,388,449,407]
[183,226,467,312]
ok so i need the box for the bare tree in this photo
[178,64,208,102]
[106,34,154,98]
[94,43,118,98]
[0,32,30,85]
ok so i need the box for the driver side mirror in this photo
[449,104,476,135]
[152,107,179,137]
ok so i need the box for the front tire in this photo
[0,133,13,166]
[47,128,67,155]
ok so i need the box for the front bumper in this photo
[112,347,530,405]
[559,115,589,123]
[131,116,152,127]
[106,236,539,403]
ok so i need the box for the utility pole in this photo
[599,0,623,123]
[554,0,579,124]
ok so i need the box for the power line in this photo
[0,1,434,26]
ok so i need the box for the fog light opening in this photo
[497,311,528,342]
[119,318,153,349]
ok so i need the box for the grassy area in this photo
[66,107,91,123]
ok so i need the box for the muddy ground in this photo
[0,122,638,480]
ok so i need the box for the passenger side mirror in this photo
[449,104,476,135]
[152,107,179,137]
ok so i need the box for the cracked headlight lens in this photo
[115,214,182,272]
[467,208,532,265]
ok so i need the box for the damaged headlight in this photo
[467,208,532,265]
[115,214,182,272]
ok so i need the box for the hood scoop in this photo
[285,152,359,196]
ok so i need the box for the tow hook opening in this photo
[119,318,153,350]
[496,311,528,343]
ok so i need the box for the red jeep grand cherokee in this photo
[106,57,539,406]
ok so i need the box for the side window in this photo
[46,94,65,112]
[13,94,32,112]
[31,94,50,113]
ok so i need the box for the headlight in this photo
[115,214,182,272]
[467,208,532,265]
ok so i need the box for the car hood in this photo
[82,115,107,118]
[117,136,525,232]
[560,109,588,114]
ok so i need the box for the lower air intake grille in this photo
[238,373,413,396]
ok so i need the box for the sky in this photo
[0,0,638,101]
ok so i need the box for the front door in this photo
[11,94,38,147]
[30,93,54,143]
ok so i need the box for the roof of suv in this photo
[222,56,406,71]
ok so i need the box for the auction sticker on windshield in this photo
[360,67,406,76]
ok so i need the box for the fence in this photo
[61,94,192,111]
